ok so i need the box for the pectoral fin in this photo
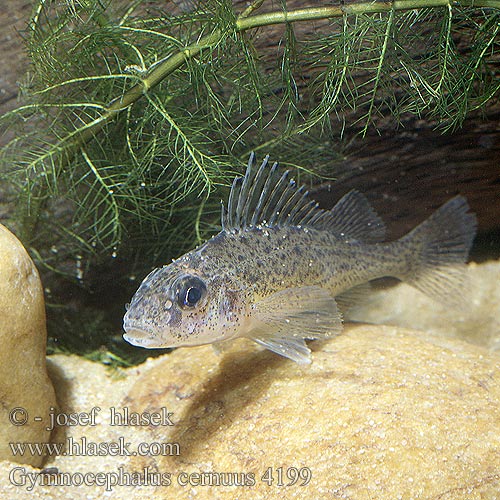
[247,286,343,364]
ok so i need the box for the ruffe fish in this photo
[123,153,477,364]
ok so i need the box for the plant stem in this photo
[67,0,500,149]
[236,0,500,31]
[72,0,266,142]
[32,0,500,191]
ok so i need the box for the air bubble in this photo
[75,255,83,281]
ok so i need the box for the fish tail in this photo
[400,196,477,307]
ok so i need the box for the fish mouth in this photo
[122,325,164,348]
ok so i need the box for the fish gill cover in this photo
[0,0,498,365]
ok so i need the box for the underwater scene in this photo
[0,0,499,498]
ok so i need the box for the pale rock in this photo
[0,318,498,498]
[0,224,56,467]
[349,260,500,350]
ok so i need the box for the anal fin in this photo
[254,337,311,364]
[335,282,373,318]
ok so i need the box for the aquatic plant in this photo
[0,0,498,360]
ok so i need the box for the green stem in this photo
[236,0,500,30]
[35,0,500,181]
[74,0,267,144]
[70,0,500,148]
[362,7,394,136]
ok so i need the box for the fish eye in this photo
[177,276,207,309]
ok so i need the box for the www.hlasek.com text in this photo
[10,437,180,458]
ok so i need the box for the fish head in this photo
[123,263,247,349]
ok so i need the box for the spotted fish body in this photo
[123,154,477,364]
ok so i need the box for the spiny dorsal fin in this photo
[221,153,386,243]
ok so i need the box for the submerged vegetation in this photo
[0,0,499,361]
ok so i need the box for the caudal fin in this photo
[401,196,477,307]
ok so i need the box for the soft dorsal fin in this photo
[328,190,386,243]
[221,153,386,242]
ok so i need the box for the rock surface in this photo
[0,321,498,498]
[0,224,56,467]
[349,261,500,351]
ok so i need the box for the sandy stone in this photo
[0,224,56,467]
[349,260,500,350]
[0,321,498,498]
